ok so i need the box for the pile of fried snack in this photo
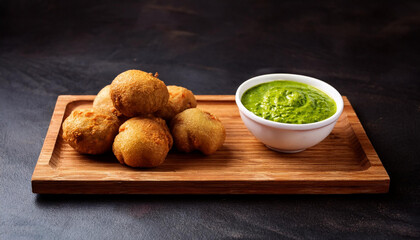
[62,70,226,168]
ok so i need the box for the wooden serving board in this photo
[32,95,389,194]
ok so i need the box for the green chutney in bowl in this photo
[241,81,336,124]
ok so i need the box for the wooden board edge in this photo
[31,96,70,181]
[32,179,390,194]
[343,97,390,185]
[196,95,235,101]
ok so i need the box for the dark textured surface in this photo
[1,0,419,239]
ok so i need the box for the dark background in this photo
[1,0,419,239]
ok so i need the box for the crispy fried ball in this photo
[154,85,197,121]
[110,70,169,117]
[62,109,120,154]
[93,85,123,116]
[170,108,226,155]
[112,117,173,168]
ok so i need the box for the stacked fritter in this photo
[62,69,226,168]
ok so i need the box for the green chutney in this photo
[241,81,336,124]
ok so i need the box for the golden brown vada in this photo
[93,85,123,117]
[112,117,173,168]
[155,85,197,121]
[170,108,225,155]
[62,109,120,154]
[110,70,169,117]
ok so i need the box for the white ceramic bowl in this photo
[235,73,344,153]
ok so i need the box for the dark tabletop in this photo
[1,0,419,239]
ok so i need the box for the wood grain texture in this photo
[31,95,389,194]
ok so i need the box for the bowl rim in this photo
[235,73,344,130]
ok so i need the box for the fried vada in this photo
[112,117,173,168]
[155,85,197,121]
[170,108,225,155]
[62,109,120,154]
[110,70,169,117]
[93,85,123,117]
